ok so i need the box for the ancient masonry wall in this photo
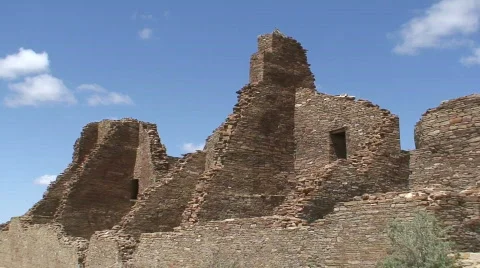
[85,152,206,266]
[18,119,172,241]
[410,94,480,191]
[2,31,480,268]
[24,122,99,224]
[182,82,296,224]
[203,124,222,171]
[133,122,170,193]
[119,151,206,237]
[275,88,410,221]
[183,31,316,224]
[0,217,87,268]
[53,120,141,239]
[102,187,478,268]
[459,253,480,268]
[249,31,315,88]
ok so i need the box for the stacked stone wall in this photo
[411,94,480,191]
[24,122,99,224]
[183,82,297,224]
[53,120,141,239]
[0,217,87,268]
[116,188,478,268]
[133,122,170,192]
[276,88,410,220]
[409,149,480,191]
[120,151,206,238]
[250,32,315,88]
[204,124,222,171]
[2,31,480,268]
[183,32,316,224]
[414,94,480,151]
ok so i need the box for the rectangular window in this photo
[130,179,139,200]
[330,129,347,159]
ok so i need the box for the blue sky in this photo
[1,0,479,223]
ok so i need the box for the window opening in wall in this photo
[330,129,347,159]
[130,179,139,200]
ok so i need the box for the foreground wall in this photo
[0,218,86,268]
[84,187,479,268]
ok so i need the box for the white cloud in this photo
[460,46,480,65]
[0,48,49,79]
[181,142,205,153]
[132,12,155,21]
[4,74,76,107]
[77,84,134,106]
[87,92,133,106]
[393,0,480,55]
[138,28,153,40]
[33,174,57,185]
[77,83,107,93]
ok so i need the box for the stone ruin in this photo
[0,30,479,268]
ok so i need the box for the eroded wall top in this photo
[414,94,480,152]
[249,29,315,88]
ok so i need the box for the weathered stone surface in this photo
[0,217,87,268]
[1,30,479,268]
[21,118,173,239]
[410,94,480,191]
[129,187,479,268]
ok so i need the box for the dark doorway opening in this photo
[330,129,347,160]
[130,179,139,200]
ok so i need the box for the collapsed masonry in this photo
[1,30,479,268]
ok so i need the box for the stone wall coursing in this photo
[276,88,409,220]
[276,153,410,222]
[54,120,141,239]
[83,152,207,267]
[294,88,401,169]
[183,82,297,224]
[124,188,479,268]
[414,94,480,151]
[0,221,9,231]
[410,94,480,190]
[409,149,480,191]
[458,253,480,268]
[133,122,170,193]
[0,217,87,268]
[84,232,126,268]
[183,31,315,225]
[24,122,99,224]
[249,31,315,89]
[204,124,222,171]
[120,151,206,238]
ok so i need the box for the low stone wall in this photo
[0,217,86,268]
[85,233,124,268]
[458,252,480,267]
[82,188,479,268]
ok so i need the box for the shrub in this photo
[377,211,458,268]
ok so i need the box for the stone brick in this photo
[1,29,479,268]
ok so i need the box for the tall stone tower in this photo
[183,30,317,224]
[249,29,315,88]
